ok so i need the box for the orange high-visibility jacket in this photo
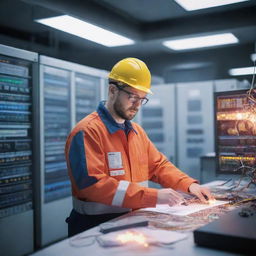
[65,101,197,215]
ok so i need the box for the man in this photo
[65,57,214,237]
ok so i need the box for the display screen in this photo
[215,89,256,173]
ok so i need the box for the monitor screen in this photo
[215,89,256,174]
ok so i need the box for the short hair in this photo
[108,79,128,89]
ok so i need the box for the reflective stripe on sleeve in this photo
[111,180,130,207]
[138,180,149,187]
[73,197,130,215]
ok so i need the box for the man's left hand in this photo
[188,183,215,203]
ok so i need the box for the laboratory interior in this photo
[0,0,256,255]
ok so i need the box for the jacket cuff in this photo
[141,188,158,208]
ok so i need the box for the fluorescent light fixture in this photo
[251,53,256,62]
[174,0,249,11]
[170,62,212,70]
[229,66,256,76]
[36,15,134,47]
[163,33,238,51]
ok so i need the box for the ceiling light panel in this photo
[36,15,134,47]
[229,66,256,76]
[163,33,239,51]
[251,53,256,62]
[174,0,249,11]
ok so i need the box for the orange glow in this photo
[116,231,149,247]
[217,111,256,121]
[248,113,256,123]
[220,156,255,161]
[208,199,216,205]
[236,113,243,120]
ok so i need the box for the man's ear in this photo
[108,84,117,98]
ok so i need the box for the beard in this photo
[113,97,138,120]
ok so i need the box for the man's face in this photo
[113,86,147,120]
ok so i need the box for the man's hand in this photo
[188,183,215,203]
[157,188,185,206]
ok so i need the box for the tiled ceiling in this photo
[95,0,256,21]
[0,0,255,82]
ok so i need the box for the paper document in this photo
[139,200,227,216]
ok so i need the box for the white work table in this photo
[30,204,250,256]
[30,224,241,256]
[30,180,255,256]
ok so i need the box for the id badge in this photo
[107,152,125,176]
[107,152,123,169]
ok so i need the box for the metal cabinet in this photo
[141,84,176,163]
[0,44,38,256]
[37,56,107,247]
[176,81,215,180]
[139,84,176,187]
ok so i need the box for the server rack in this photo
[176,81,215,180]
[0,44,38,256]
[38,56,107,247]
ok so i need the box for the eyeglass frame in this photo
[111,82,149,105]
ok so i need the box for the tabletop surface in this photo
[30,181,256,256]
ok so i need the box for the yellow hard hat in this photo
[108,57,152,94]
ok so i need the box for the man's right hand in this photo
[157,188,185,206]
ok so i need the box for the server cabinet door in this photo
[43,66,71,203]
[75,72,101,123]
[176,81,214,180]
[141,84,176,164]
[0,44,38,256]
[39,64,72,247]
[38,56,108,248]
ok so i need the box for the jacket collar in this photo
[97,101,137,134]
